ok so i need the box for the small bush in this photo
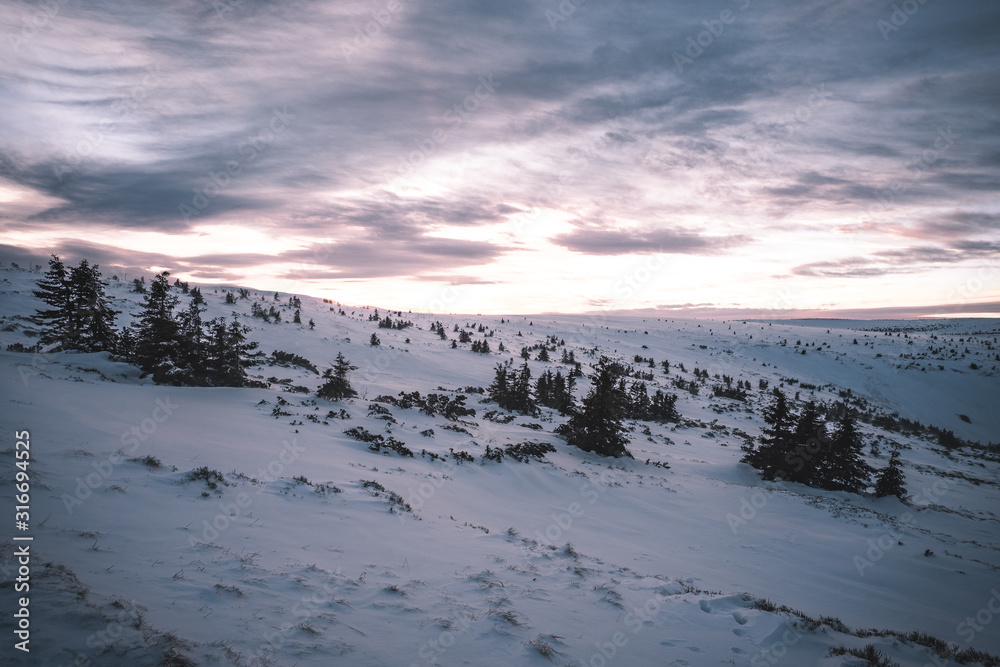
[504,441,556,462]
[482,442,556,463]
[130,455,163,470]
[186,467,227,491]
[345,427,414,457]
[269,350,319,374]
[361,479,412,513]
[449,449,474,463]
[827,644,898,667]
[527,636,565,662]
[484,411,516,424]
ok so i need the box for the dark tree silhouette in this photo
[318,352,358,401]
[787,401,825,485]
[874,450,907,499]
[558,357,631,458]
[32,255,72,348]
[204,316,263,387]
[134,272,182,384]
[820,410,873,493]
[741,390,796,480]
[32,255,118,352]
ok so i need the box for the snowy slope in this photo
[0,265,998,667]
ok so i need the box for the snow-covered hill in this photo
[1,265,998,666]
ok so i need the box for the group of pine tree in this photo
[31,256,262,387]
[486,356,680,458]
[741,389,906,498]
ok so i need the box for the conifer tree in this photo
[134,272,182,384]
[534,369,576,415]
[534,370,552,406]
[649,389,680,423]
[204,316,262,387]
[557,357,631,458]
[68,260,118,351]
[370,333,380,346]
[741,390,796,480]
[627,381,651,420]
[874,450,907,499]
[117,326,136,363]
[787,401,824,485]
[175,301,208,385]
[32,256,118,352]
[821,410,873,493]
[556,371,576,415]
[512,361,536,415]
[89,268,118,351]
[32,255,72,348]
[488,363,510,408]
[318,352,358,401]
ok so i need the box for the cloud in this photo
[1,0,999,311]
[551,226,751,256]
[634,301,1000,320]
[1,230,510,283]
[792,242,1000,278]
[836,210,1000,243]
[279,235,508,280]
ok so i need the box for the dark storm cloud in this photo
[0,159,276,230]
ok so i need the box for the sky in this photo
[1,0,999,317]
